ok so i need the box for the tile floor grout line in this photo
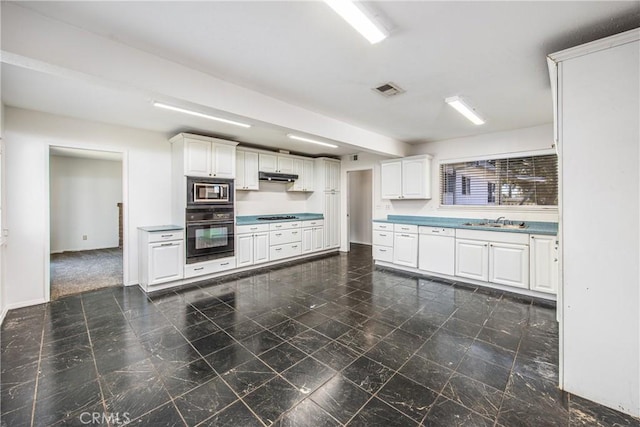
[28,309,46,427]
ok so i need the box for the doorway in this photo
[347,169,373,248]
[49,147,124,299]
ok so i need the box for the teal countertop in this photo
[237,213,324,225]
[373,215,558,236]
[138,225,183,232]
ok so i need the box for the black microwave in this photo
[187,177,234,206]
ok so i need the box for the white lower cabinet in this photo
[138,229,184,289]
[372,222,394,262]
[184,257,236,279]
[455,239,489,281]
[489,242,529,289]
[324,192,340,249]
[270,243,302,261]
[529,234,558,294]
[418,227,455,276]
[301,220,324,254]
[236,224,270,268]
[393,231,418,268]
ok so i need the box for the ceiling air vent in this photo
[373,82,405,97]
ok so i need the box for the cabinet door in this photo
[184,139,212,177]
[236,233,254,267]
[402,157,431,199]
[529,235,558,294]
[393,233,418,268]
[148,241,184,285]
[455,239,489,281]
[259,153,277,172]
[326,193,340,248]
[489,242,529,288]
[303,159,314,191]
[418,234,455,275]
[236,151,246,190]
[277,156,294,174]
[312,227,324,251]
[381,161,402,199]
[212,143,235,178]
[244,151,259,190]
[253,232,270,264]
[301,227,313,253]
[290,159,304,191]
[323,161,340,191]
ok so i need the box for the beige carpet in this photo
[50,247,123,299]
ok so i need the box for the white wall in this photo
[3,107,172,309]
[50,156,122,253]
[348,169,372,245]
[235,182,311,216]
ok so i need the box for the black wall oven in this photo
[185,205,234,264]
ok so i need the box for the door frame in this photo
[346,168,373,250]
[45,144,129,302]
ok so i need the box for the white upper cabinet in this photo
[380,155,432,199]
[171,133,238,178]
[237,150,259,191]
[324,160,340,192]
[259,153,294,174]
[290,158,314,192]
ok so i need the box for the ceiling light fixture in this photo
[153,102,251,128]
[324,0,388,44]
[444,96,485,125]
[287,134,338,148]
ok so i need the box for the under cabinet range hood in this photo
[258,171,298,182]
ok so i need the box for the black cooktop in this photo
[257,215,298,221]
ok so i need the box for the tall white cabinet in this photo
[549,29,640,417]
[309,158,341,250]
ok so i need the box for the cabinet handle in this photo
[194,267,204,271]
[292,231,298,235]
[379,234,387,237]
[275,233,282,236]
[531,236,535,239]
[379,249,387,252]
[292,245,298,249]
[431,230,440,233]
[401,234,411,237]
[160,243,174,246]
[485,244,488,247]
[250,227,258,230]
[275,248,282,251]
[221,262,229,266]
[554,258,558,262]
[161,234,173,238]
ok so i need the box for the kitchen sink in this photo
[462,222,527,229]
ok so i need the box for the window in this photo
[440,153,558,207]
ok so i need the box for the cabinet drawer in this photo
[419,226,455,237]
[456,229,529,245]
[372,231,394,247]
[373,222,393,232]
[269,221,302,231]
[184,257,236,278]
[270,243,302,261]
[237,224,270,234]
[148,231,184,243]
[394,224,418,234]
[301,219,324,228]
[373,245,393,262]
[270,229,302,245]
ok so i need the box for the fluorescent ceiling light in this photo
[287,134,338,148]
[153,102,251,128]
[324,0,388,44]
[445,96,485,125]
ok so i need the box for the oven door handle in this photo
[186,220,234,226]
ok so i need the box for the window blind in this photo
[440,154,558,206]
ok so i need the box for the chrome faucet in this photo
[495,216,506,225]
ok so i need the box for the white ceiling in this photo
[2,1,639,156]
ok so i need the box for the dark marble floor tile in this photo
[416,330,473,369]
[288,329,331,355]
[364,339,415,371]
[240,330,284,356]
[174,376,237,425]
[465,340,515,370]
[442,373,503,420]
[204,342,255,375]
[33,379,103,426]
[161,357,218,397]
[190,330,236,357]
[40,332,90,359]
[513,353,558,383]
[105,376,172,422]
[337,324,389,354]
[377,373,438,421]
[398,317,439,340]
[260,342,307,373]
[224,319,266,341]
[312,341,360,371]
[0,380,35,414]
[312,319,353,340]
[268,319,309,341]
[254,310,291,329]
[342,356,394,394]
[1,360,39,385]
[375,305,415,327]
[94,343,148,375]
[442,316,483,338]
[100,358,157,398]
[423,395,494,427]
[164,305,210,328]
[292,310,331,328]
[127,401,187,426]
[346,396,419,427]
[456,354,511,391]
[569,394,640,426]
[276,398,340,427]
[497,394,570,427]
[148,342,202,374]
[127,312,173,336]
[476,326,521,351]
[199,399,262,427]
[506,371,564,408]
[177,319,220,342]
[518,331,558,365]
[309,374,370,423]
[275,302,310,318]
[37,360,97,401]
[484,314,525,336]
[398,355,453,393]
[138,325,188,354]
[221,357,276,396]
[332,309,370,329]
[243,376,304,426]
[282,356,336,394]
[0,403,33,427]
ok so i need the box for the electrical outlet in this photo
[82,235,88,240]
[385,204,391,210]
